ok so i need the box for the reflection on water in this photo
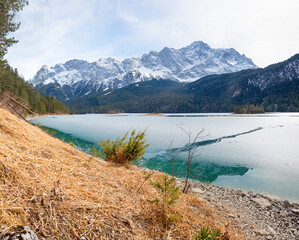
[138,155,249,183]
[37,125,249,183]
[37,125,97,152]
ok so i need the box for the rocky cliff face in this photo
[31,41,257,101]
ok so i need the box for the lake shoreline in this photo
[26,113,68,121]
[175,178,299,239]
[26,112,299,239]
[26,118,299,203]
[134,166,299,239]
[29,113,299,202]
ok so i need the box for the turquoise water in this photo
[31,113,299,202]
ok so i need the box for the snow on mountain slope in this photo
[31,41,258,100]
[247,54,299,90]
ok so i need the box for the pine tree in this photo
[0,0,28,68]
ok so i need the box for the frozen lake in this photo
[31,113,299,202]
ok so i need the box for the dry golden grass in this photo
[0,107,246,239]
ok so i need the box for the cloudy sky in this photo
[6,0,299,79]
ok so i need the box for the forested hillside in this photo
[67,79,188,113]
[0,65,69,114]
[0,0,69,114]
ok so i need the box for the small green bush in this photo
[98,129,149,164]
[149,175,181,206]
[193,226,222,240]
[148,174,181,224]
[89,146,101,158]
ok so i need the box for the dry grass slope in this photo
[0,107,246,239]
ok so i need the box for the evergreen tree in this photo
[0,0,28,69]
[0,65,69,114]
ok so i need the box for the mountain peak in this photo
[41,65,49,70]
[160,46,175,52]
[31,40,258,101]
[186,41,211,50]
[148,50,158,55]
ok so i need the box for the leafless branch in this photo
[178,125,208,193]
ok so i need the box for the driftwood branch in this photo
[4,94,36,115]
[7,102,31,124]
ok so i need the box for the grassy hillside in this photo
[0,107,245,239]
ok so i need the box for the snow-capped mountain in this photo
[31,41,257,101]
[65,54,298,113]
[247,54,299,90]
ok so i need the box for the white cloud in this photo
[6,0,299,79]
